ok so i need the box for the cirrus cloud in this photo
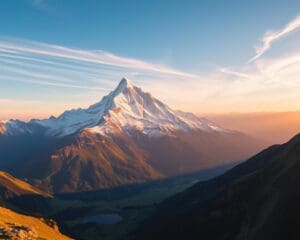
[250,15,300,62]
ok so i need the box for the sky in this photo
[1,0,300,120]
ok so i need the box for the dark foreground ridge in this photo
[136,133,300,240]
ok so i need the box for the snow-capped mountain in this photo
[85,78,231,137]
[1,78,230,138]
[0,119,34,136]
[0,78,266,193]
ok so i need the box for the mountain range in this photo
[0,78,265,193]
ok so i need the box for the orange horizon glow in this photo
[3,108,300,146]
[3,107,300,122]
[205,111,300,144]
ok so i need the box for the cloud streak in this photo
[0,38,196,79]
[0,98,40,105]
[219,67,251,79]
[250,15,300,62]
[2,12,300,119]
[0,37,199,97]
[208,14,300,113]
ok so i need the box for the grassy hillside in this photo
[0,206,71,240]
[0,171,49,198]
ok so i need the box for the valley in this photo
[0,164,232,240]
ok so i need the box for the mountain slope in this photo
[0,78,266,192]
[0,170,54,217]
[0,206,71,240]
[40,131,162,192]
[0,171,49,200]
[136,133,300,240]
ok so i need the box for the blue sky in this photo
[1,0,299,71]
[1,0,300,119]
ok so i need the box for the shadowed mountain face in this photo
[136,133,300,240]
[0,79,266,193]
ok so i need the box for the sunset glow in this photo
[1,2,300,240]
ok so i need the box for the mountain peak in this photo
[116,77,133,91]
[2,78,231,138]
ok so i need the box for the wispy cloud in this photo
[2,12,300,118]
[221,14,300,80]
[0,38,196,78]
[206,14,300,113]
[0,75,110,91]
[0,37,197,93]
[250,15,300,62]
[0,98,40,105]
[219,67,251,79]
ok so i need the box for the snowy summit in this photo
[1,78,230,138]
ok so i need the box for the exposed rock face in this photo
[0,223,38,240]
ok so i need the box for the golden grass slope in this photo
[0,171,50,197]
[0,206,71,240]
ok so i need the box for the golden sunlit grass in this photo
[0,206,71,240]
[0,171,50,197]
